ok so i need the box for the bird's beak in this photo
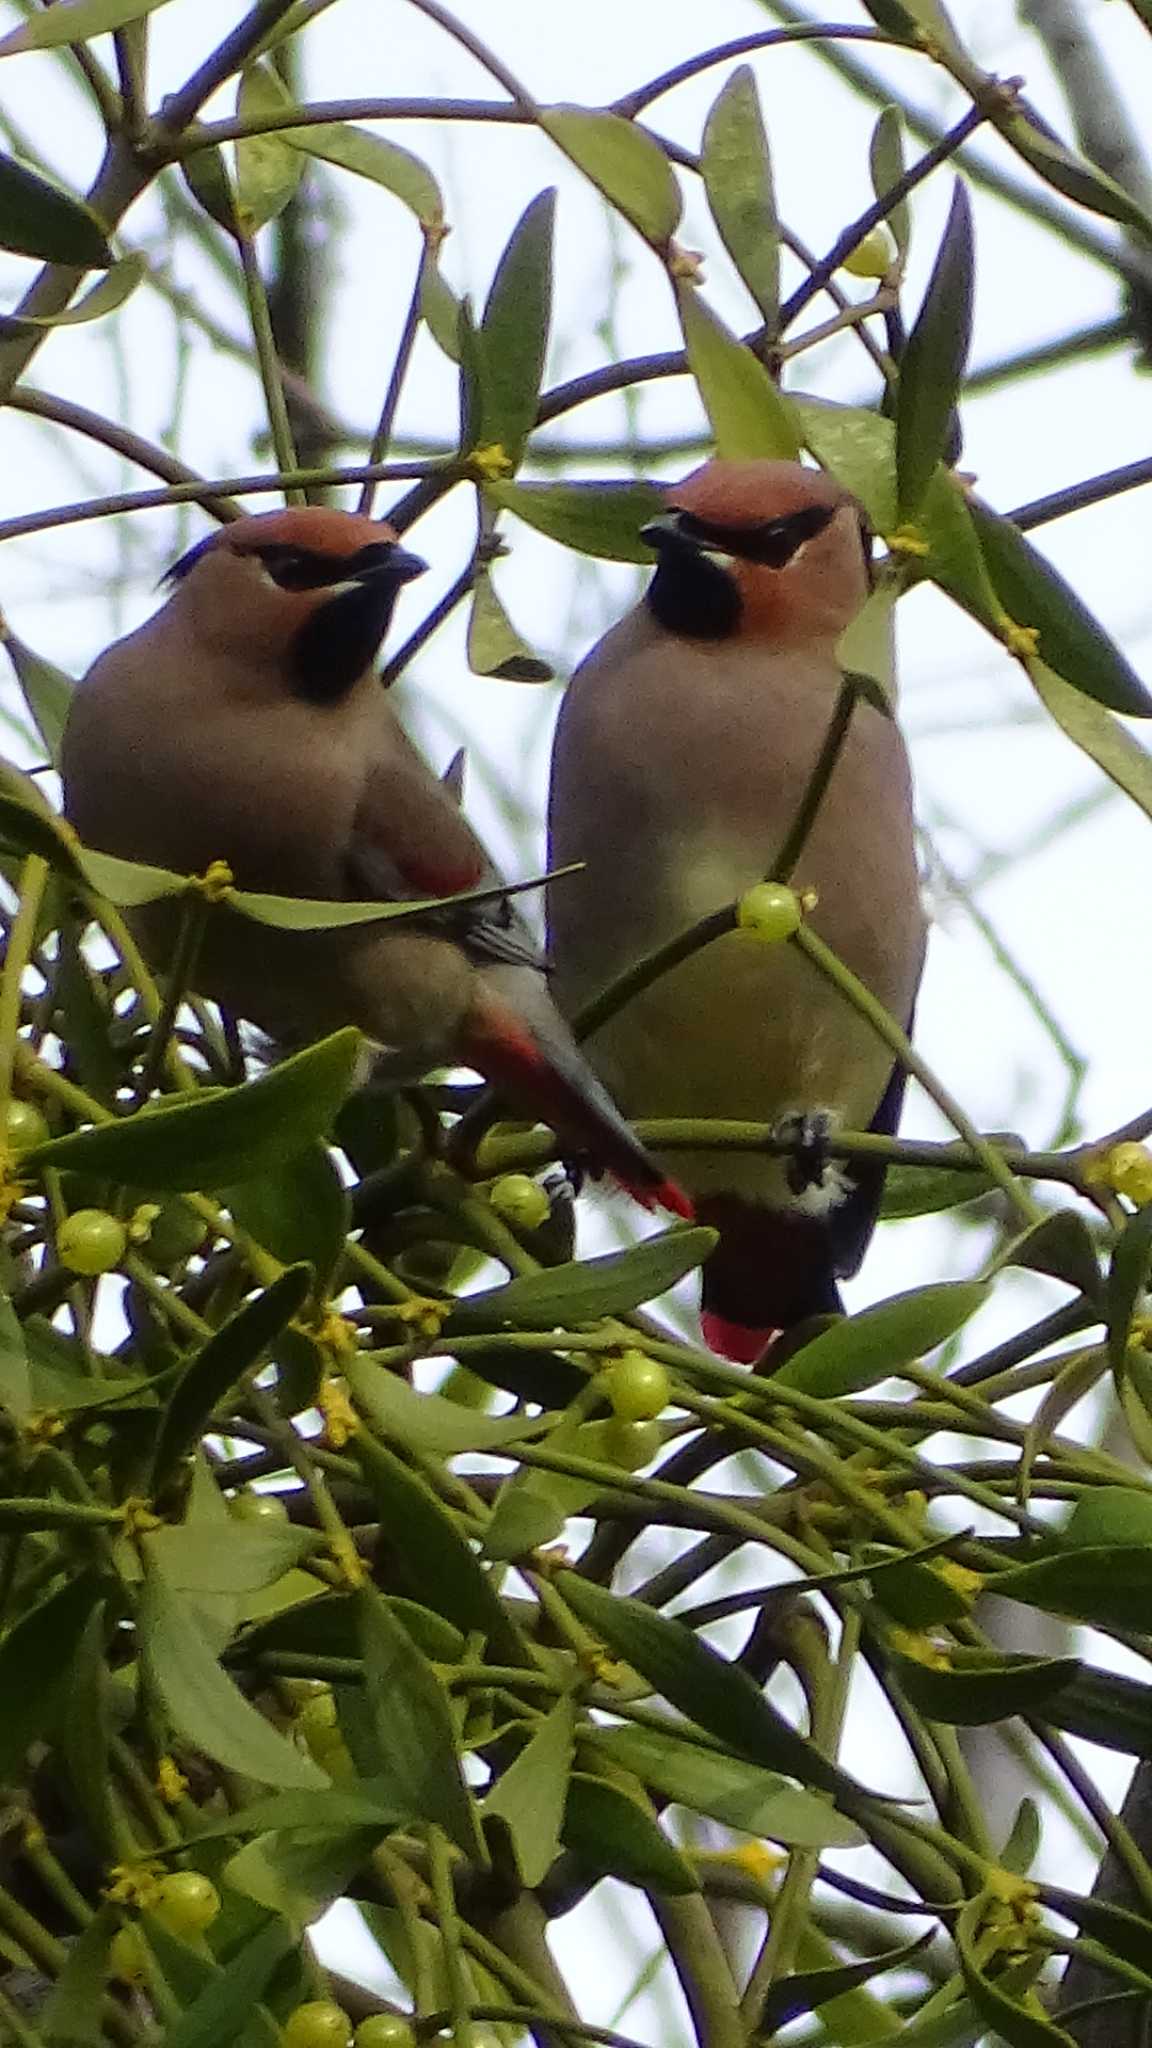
[359,545,427,587]
[640,511,695,553]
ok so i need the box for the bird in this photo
[547,459,926,1360]
[60,505,689,1216]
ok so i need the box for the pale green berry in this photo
[737,882,801,944]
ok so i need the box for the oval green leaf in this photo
[0,251,144,330]
[473,188,555,468]
[485,477,662,561]
[996,101,1152,241]
[557,1571,872,1808]
[895,180,973,521]
[758,1934,933,2036]
[347,1354,554,1456]
[467,569,553,681]
[870,105,910,258]
[677,282,801,460]
[992,1544,1152,1632]
[483,1696,574,1886]
[446,1224,716,1330]
[956,1894,1075,2048]
[226,1143,350,1306]
[152,1264,314,1488]
[284,120,442,228]
[540,106,681,247]
[701,67,778,329]
[970,500,1152,716]
[795,397,897,532]
[891,1648,1082,1725]
[357,1583,482,1855]
[591,1724,864,1849]
[0,0,174,54]
[0,150,111,265]
[562,1772,697,1894]
[140,1568,326,1789]
[27,1027,362,1190]
[0,623,74,763]
[235,63,304,235]
[772,1281,990,1398]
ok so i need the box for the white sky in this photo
[2,0,1152,2027]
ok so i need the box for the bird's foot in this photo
[776,1109,833,1197]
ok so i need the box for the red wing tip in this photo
[701,1310,778,1364]
[624,1176,696,1221]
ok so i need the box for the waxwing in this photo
[547,460,925,1358]
[61,506,688,1214]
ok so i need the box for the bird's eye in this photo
[253,545,330,591]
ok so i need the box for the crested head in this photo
[644,458,871,647]
[162,507,426,702]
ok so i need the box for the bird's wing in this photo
[827,992,919,1280]
[347,742,546,972]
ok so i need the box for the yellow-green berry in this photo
[283,2002,353,2048]
[603,1418,662,1471]
[152,1871,221,1936]
[604,1351,670,1422]
[840,224,897,278]
[354,2019,416,2048]
[489,1173,551,1231]
[109,1924,148,1984]
[4,1099,48,1153]
[57,1208,128,1276]
[737,882,801,944]
[229,1489,290,1523]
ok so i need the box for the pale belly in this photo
[584,926,898,1202]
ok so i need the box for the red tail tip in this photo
[701,1309,777,1364]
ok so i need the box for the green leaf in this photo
[42,1903,118,2047]
[347,1355,553,1456]
[677,283,801,460]
[895,181,973,521]
[162,1918,292,2048]
[27,1028,362,1190]
[0,150,110,266]
[0,0,174,54]
[870,105,910,258]
[557,1572,872,1807]
[357,1584,482,1856]
[757,1934,933,2036]
[471,189,555,468]
[917,467,1002,630]
[880,1160,998,1218]
[866,1549,976,1628]
[141,1568,327,1788]
[235,64,304,235]
[153,1265,313,1487]
[987,1210,1102,1301]
[0,1572,104,1782]
[0,1288,30,1423]
[1000,1798,1041,1876]
[0,252,145,329]
[227,1145,350,1307]
[447,1225,716,1330]
[352,1431,526,1662]
[956,1894,1074,2047]
[1028,656,1152,822]
[483,1697,574,1885]
[592,1725,864,1849]
[891,1648,1082,1725]
[970,500,1152,717]
[181,145,240,235]
[485,478,662,561]
[1042,1881,1152,1977]
[0,623,74,763]
[540,106,681,246]
[1042,1664,1152,1756]
[225,1823,383,1931]
[1066,1485,1152,1548]
[1110,1210,1152,1374]
[795,398,896,533]
[482,1480,571,1560]
[994,100,1152,241]
[467,570,553,681]
[992,1545,1152,1631]
[562,1772,697,1894]
[145,1519,317,1596]
[701,67,778,329]
[772,1281,989,1397]
[421,249,462,357]
[283,122,442,228]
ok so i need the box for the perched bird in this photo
[61,506,688,1214]
[547,460,926,1359]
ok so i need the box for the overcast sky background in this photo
[2,0,1152,2027]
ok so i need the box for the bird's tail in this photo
[698,1196,842,1361]
[463,982,692,1219]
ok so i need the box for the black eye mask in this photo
[673,501,837,567]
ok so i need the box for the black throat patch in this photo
[645,537,742,641]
